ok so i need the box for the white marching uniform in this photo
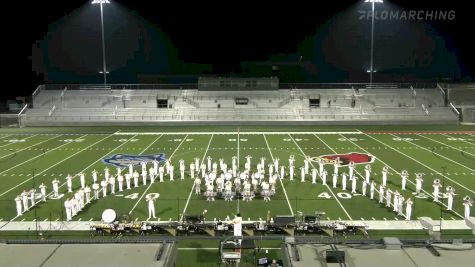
[304,159,309,174]
[92,183,99,200]
[147,195,157,219]
[415,174,423,194]
[159,167,164,182]
[84,186,91,203]
[289,166,294,181]
[128,164,134,176]
[153,160,159,175]
[362,181,367,196]
[401,171,408,191]
[133,171,139,187]
[207,156,212,172]
[29,189,36,207]
[149,168,155,183]
[100,180,108,197]
[398,196,404,216]
[386,189,392,208]
[15,195,22,216]
[463,199,473,218]
[66,175,73,193]
[169,165,174,181]
[125,174,131,190]
[447,188,455,211]
[117,175,124,192]
[92,170,98,184]
[393,192,400,212]
[300,167,305,182]
[342,173,347,191]
[64,199,72,221]
[378,185,384,203]
[322,171,328,185]
[351,176,357,193]
[232,216,243,240]
[80,172,85,189]
[382,167,388,187]
[274,158,279,173]
[332,173,338,188]
[180,161,186,180]
[280,166,285,180]
[433,182,441,202]
[104,168,110,182]
[312,168,317,184]
[364,165,371,184]
[405,199,413,220]
[370,181,375,199]
[109,176,116,194]
[39,183,47,202]
[190,163,195,179]
[194,178,201,194]
[141,170,147,185]
[52,179,59,197]
[21,191,28,211]
[348,162,355,180]
[333,159,339,176]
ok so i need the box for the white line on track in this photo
[366,134,475,195]
[0,134,39,149]
[391,134,475,173]
[180,134,214,221]
[0,135,61,160]
[338,134,464,219]
[0,134,97,197]
[263,134,294,216]
[417,134,475,157]
[292,134,352,220]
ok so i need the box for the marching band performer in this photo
[401,170,408,191]
[381,166,389,187]
[446,186,455,211]
[463,196,473,218]
[432,179,442,202]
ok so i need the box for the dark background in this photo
[2,0,473,101]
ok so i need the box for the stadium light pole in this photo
[365,0,383,84]
[92,0,110,86]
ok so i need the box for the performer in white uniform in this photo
[381,166,389,187]
[446,186,455,211]
[39,183,47,202]
[405,197,413,220]
[147,194,157,219]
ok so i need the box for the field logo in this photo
[102,154,166,168]
[310,152,375,166]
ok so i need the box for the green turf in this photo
[0,125,474,240]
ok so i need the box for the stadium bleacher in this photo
[24,83,459,125]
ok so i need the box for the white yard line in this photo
[0,134,39,148]
[0,134,98,197]
[129,135,189,215]
[44,134,140,200]
[263,134,294,216]
[0,134,13,141]
[417,134,475,157]
[364,134,475,195]
[0,135,86,178]
[114,131,363,135]
[179,134,214,221]
[0,134,62,160]
[318,134,405,219]
[338,134,464,219]
[390,134,475,175]
[293,134,353,219]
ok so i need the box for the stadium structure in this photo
[16,78,474,126]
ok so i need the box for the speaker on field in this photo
[326,250,345,263]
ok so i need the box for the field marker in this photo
[372,217,375,220]
[0,134,39,149]
[339,133,465,219]
[0,134,60,160]
[365,134,475,195]
[0,134,112,197]
[418,134,475,157]
[129,134,180,215]
[263,134,294,216]
[0,134,88,179]
[392,134,475,173]
[179,134,214,221]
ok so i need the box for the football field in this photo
[0,126,474,231]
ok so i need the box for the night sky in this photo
[2,0,473,101]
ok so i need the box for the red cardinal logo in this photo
[310,153,375,166]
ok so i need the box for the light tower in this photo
[92,0,110,85]
[365,0,383,84]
